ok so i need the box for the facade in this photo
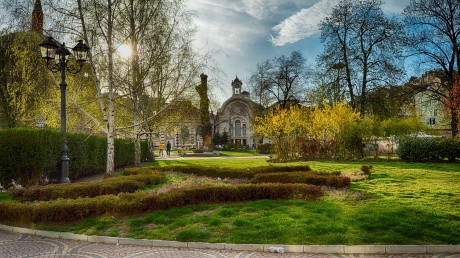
[213,76,261,147]
[408,71,451,135]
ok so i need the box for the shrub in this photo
[10,171,166,202]
[252,172,350,188]
[436,137,460,162]
[256,143,274,154]
[0,128,151,187]
[360,165,373,175]
[0,183,322,223]
[397,137,460,162]
[160,165,311,179]
[396,137,439,162]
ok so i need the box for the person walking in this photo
[159,142,164,157]
[166,141,171,156]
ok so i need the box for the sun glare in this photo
[117,44,132,59]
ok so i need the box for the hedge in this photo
[161,165,312,179]
[397,137,460,162]
[0,183,323,223]
[0,128,150,187]
[10,170,166,202]
[252,172,351,188]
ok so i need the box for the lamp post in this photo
[39,36,90,183]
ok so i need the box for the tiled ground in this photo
[1,230,459,258]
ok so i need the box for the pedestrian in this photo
[166,141,171,156]
[159,142,164,157]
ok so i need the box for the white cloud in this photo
[241,0,281,20]
[189,0,268,54]
[270,0,340,46]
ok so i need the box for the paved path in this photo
[1,230,459,258]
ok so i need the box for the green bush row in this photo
[0,183,323,223]
[10,170,166,202]
[0,128,149,187]
[397,137,460,162]
[252,172,351,188]
[161,165,311,179]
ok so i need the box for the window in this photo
[235,120,241,136]
[434,109,438,116]
[242,124,247,136]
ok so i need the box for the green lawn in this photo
[28,159,460,244]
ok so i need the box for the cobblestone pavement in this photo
[1,230,460,258]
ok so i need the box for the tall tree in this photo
[0,30,51,128]
[196,73,212,149]
[113,0,203,165]
[317,0,405,115]
[403,0,460,137]
[248,50,309,108]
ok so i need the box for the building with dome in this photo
[213,76,262,147]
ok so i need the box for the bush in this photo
[252,172,350,188]
[436,137,460,162]
[256,143,274,154]
[10,170,166,202]
[0,183,323,223]
[360,165,373,175]
[161,165,311,179]
[397,137,460,162]
[0,128,150,187]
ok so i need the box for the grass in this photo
[10,158,460,245]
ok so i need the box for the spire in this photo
[31,0,43,34]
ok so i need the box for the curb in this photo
[1,224,459,254]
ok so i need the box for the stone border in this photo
[1,224,459,254]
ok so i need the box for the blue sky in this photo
[187,0,410,103]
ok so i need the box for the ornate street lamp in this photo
[39,36,90,183]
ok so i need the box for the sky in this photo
[187,0,410,103]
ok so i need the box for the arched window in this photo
[235,120,241,136]
[242,124,246,136]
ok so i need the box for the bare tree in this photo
[403,0,460,137]
[317,0,406,115]
[248,50,309,108]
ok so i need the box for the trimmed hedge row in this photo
[252,172,351,188]
[10,170,166,202]
[161,165,312,179]
[0,183,323,223]
[0,128,150,187]
[397,137,460,162]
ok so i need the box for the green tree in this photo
[0,30,51,128]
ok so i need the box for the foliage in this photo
[254,105,307,161]
[396,137,438,162]
[256,143,274,154]
[10,169,166,202]
[0,30,52,128]
[254,102,362,161]
[397,136,460,162]
[0,128,149,187]
[0,183,322,223]
[160,165,311,179]
[252,172,350,188]
[360,165,373,176]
